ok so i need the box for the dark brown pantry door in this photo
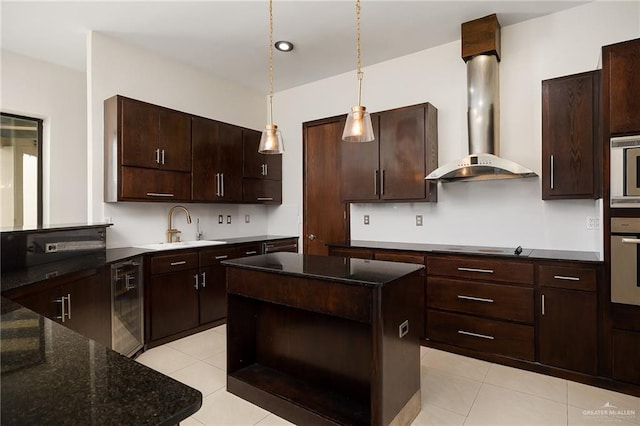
[303,116,349,256]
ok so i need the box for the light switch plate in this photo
[218,215,223,224]
[227,215,231,224]
[245,214,250,223]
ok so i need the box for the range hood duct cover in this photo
[426,16,537,183]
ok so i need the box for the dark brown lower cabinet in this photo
[7,268,111,347]
[538,287,597,375]
[149,268,200,341]
[612,329,640,385]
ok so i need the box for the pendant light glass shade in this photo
[258,124,284,154]
[259,0,284,154]
[342,0,375,143]
[342,105,374,142]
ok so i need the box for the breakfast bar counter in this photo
[223,252,425,426]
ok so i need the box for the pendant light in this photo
[258,0,284,154]
[342,0,375,143]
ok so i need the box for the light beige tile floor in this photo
[136,326,640,426]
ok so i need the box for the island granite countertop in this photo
[223,252,424,287]
[0,297,202,425]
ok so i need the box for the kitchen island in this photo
[223,252,424,426]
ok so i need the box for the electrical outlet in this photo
[218,215,223,224]
[586,216,600,230]
[416,215,423,226]
[364,215,370,225]
[227,215,231,224]
[245,214,250,223]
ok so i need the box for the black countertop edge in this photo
[0,222,113,234]
[223,252,424,287]
[327,240,602,263]
[0,297,202,425]
[215,235,298,245]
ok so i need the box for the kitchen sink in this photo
[134,240,227,251]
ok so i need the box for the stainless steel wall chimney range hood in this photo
[426,14,537,183]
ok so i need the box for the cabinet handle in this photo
[457,267,494,274]
[155,148,161,164]
[125,274,136,290]
[374,170,378,195]
[257,197,273,201]
[381,170,385,195]
[541,294,545,315]
[201,272,206,288]
[55,296,66,323]
[215,255,229,260]
[66,293,71,320]
[622,238,640,245]
[458,330,494,340]
[170,260,187,266]
[457,295,494,303]
[553,275,580,281]
[550,155,554,190]
[146,192,174,197]
[221,173,225,197]
[161,149,165,165]
[245,250,257,255]
[194,274,199,290]
[265,164,268,176]
[215,173,220,197]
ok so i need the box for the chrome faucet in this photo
[167,206,192,243]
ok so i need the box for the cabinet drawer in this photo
[236,243,261,258]
[263,239,298,253]
[427,256,534,285]
[427,277,533,323]
[374,251,425,264]
[328,247,374,260]
[199,247,238,268]
[426,309,534,361]
[537,265,597,291]
[120,167,191,201]
[150,252,198,274]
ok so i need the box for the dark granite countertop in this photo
[223,252,424,287]
[327,240,602,263]
[0,297,202,425]
[0,222,112,234]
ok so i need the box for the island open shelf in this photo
[224,253,424,426]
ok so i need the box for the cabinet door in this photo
[379,105,427,200]
[61,269,111,347]
[198,264,226,324]
[243,129,282,180]
[120,167,191,202]
[539,287,597,375]
[12,286,60,320]
[242,178,282,204]
[542,71,599,199]
[159,109,191,172]
[192,117,242,202]
[605,39,640,135]
[121,98,159,169]
[340,114,380,201]
[149,270,200,341]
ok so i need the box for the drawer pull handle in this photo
[245,250,258,255]
[553,275,580,281]
[457,267,494,274]
[458,330,495,340]
[457,295,494,303]
[215,255,229,260]
[257,197,274,201]
[146,192,175,197]
[170,260,187,266]
[622,238,640,245]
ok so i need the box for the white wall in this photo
[268,1,639,255]
[87,32,269,248]
[0,51,87,225]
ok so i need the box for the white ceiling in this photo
[1,1,590,94]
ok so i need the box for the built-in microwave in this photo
[611,135,640,208]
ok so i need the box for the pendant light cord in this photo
[356,0,363,106]
[268,0,275,125]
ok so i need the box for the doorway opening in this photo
[0,113,43,228]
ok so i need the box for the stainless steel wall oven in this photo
[611,218,640,306]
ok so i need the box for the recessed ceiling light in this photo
[275,41,294,52]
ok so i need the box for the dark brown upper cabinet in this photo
[104,95,192,202]
[241,129,282,204]
[603,38,640,136]
[542,71,601,200]
[192,116,243,202]
[341,102,438,202]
